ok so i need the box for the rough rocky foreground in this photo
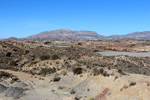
[0,69,150,100]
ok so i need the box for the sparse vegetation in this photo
[40,54,50,60]
[89,98,94,100]
[6,52,12,57]
[58,86,64,89]
[130,82,136,86]
[74,97,80,100]
[39,67,56,75]
[25,50,29,54]
[51,54,59,60]
[0,71,13,78]
[128,65,132,68]
[53,77,61,82]
[78,43,82,45]
[1,38,150,100]
[9,61,18,66]
[93,50,99,52]
[118,69,126,75]
[73,67,83,75]
[70,89,76,94]
[93,68,104,76]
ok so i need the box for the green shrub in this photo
[53,77,61,82]
[10,61,18,66]
[78,43,82,45]
[0,71,12,78]
[74,97,80,100]
[51,54,59,60]
[40,54,50,60]
[25,50,29,54]
[93,50,99,52]
[44,41,51,44]
[89,98,94,100]
[130,82,136,86]
[93,68,104,76]
[6,52,11,57]
[40,67,56,75]
[58,86,64,89]
[70,89,76,94]
[118,69,125,75]
[73,67,83,75]
[128,65,132,68]
[123,49,127,51]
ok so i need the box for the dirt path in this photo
[0,69,39,81]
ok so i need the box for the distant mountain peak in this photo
[21,29,104,40]
[8,37,18,40]
[109,31,150,39]
[9,30,150,41]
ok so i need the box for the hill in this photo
[109,31,150,39]
[8,30,150,41]
[21,29,104,40]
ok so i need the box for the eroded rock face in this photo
[10,82,28,88]
[0,84,7,93]
[0,81,29,99]
[4,87,24,99]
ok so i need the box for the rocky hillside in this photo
[8,30,150,41]
[21,29,104,40]
[108,31,150,39]
[1,40,150,100]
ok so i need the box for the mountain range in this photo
[8,29,150,40]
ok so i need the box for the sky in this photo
[0,0,150,38]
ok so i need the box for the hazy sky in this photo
[0,0,150,38]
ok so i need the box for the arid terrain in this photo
[1,39,150,100]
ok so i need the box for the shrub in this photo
[73,67,83,75]
[10,61,18,66]
[93,50,99,52]
[44,41,51,44]
[58,86,64,89]
[40,54,50,60]
[39,67,56,75]
[6,52,11,57]
[11,77,20,83]
[13,49,17,52]
[74,97,80,100]
[0,71,12,78]
[103,71,109,77]
[53,77,61,82]
[128,65,132,68]
[51,54,59,60]
[89,98,94,100]
[25,50,29,54]
[118,69,126,75]
[70,89,76,94]
[78,43,82,45]
[130,82,136,86]
[123,49,127,51]
[93,68,104,76]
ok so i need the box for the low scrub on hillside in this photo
[40,54,50,60]
[39,67,56,75]
[51,54,59,60]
